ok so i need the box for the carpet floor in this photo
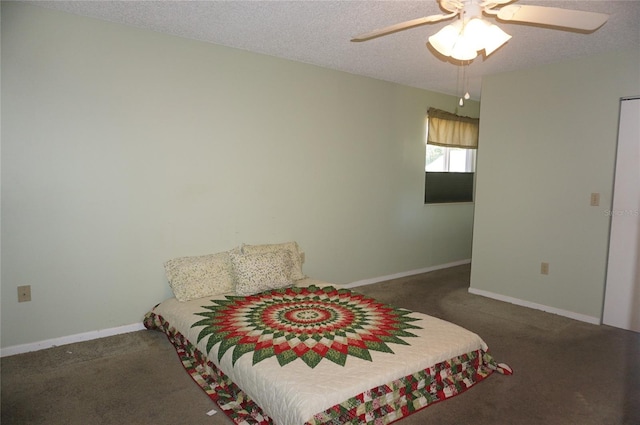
[2,264,639,425]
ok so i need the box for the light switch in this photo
[590,193,600,206]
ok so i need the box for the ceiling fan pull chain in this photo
[464,62,471,100]
[457,64,464,106]
[457,62,471,107]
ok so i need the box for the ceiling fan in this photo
[352,0,609,61]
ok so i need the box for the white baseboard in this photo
[1,260,472,358]
[344,259,471,289]
[468,287,601,325]
[1,322,146,358]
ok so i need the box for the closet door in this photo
[603,97,640,332]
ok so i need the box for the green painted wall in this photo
[471,49,640,320]
[1,3,478,348]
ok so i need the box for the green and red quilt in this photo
[145,280,511,425]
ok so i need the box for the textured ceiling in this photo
[29,0,640,100]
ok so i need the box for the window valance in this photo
[427,107,479,149]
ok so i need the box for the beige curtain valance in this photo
[427,107,479,149]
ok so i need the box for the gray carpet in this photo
[2,264,639,425]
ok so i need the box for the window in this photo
[425,145,476,173]
[424,108,479,204]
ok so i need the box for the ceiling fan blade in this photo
[496,5,608,31]
[351,13,456,42]
[482,0,514,6]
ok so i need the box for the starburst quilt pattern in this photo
[191,285,422,368]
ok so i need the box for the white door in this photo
[603,97,640,332]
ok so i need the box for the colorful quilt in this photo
[144,279,511,425]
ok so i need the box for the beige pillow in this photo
[241,241,306,280]
[230,250,294,296]
[164,251,235,302]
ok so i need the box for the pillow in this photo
[230,249,294,296]
[241,241,306,280]
[164,251,235,302]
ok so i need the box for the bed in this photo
[144,243,511,425]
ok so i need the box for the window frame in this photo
[424,111,478,204]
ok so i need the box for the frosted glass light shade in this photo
[450,35,478,61]
[428,21,464,58]
[482,23,512,56]
[463,18,492,51]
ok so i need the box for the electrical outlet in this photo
[540,262,549,275]
[590,192,600,206]
[18,285,32,302]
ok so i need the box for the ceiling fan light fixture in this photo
[428,17,511,61]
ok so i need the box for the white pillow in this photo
[164,251,235,302]
[241,241,306,280]
[230,250,294,296]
